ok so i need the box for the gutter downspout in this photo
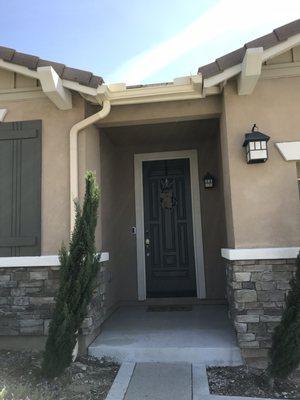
[70,100,111,232]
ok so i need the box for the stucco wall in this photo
[100,119,227,301]
[98,130,121,311]
[0,94,85,254]
[96,97,221,128]
[219,101,235,247]
[221,77,300,248]
[78,124,102,248]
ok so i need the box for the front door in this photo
[143,158,196,297]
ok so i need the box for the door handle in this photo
[145,238,150,246]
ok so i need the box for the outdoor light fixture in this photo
[203,172,215,189]
[243,124,270,164]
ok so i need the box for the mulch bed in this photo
[207,366,300,399]
[0,350,119,400]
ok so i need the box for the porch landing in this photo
[88,305,242,366]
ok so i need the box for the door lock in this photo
[145,238,150,246]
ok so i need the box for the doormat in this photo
[147,305,193,312]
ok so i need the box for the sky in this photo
[0,0,299,85]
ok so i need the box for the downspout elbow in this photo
[70,100,111,232]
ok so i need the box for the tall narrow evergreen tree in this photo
[268,252,300,379]
[42,171,100,378]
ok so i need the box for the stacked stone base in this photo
[0,263,108,353]
[226,258,296,368]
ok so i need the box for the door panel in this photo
[143,158,196,297]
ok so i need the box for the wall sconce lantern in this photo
[243,124,270,164]
[203,172,215,189]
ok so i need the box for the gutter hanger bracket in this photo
[191,74,203,93]
[238,47,263,96]
[37,66,72,110]
[0,109,7,122]
[96,85,110,103]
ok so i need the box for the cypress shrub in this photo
[268,252,300,379]
[42,171,100,378]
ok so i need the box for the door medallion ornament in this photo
[160,178,177,210]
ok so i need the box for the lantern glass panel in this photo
[255,141,261,149]
[249,142,255,150]
[261,141,266,149]
[251,149,267,160]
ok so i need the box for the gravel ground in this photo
[207,366,300,399]
[0,350,119,400]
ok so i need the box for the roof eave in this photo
[0,57,221,107]
[203,32,300,92]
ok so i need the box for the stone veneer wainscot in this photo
[0,257,109,352]
[226,258,297,367]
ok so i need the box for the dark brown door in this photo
[143,158,196,297]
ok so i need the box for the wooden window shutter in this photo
[0,120,41,256]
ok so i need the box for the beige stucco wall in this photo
[0,93,85,254]
[99,119,227,302]
[221,77,300,248]
[96,97,221,127]
[78,124,102,248]
[98,130,121,310]
[219,100,235,247]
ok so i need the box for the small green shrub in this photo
[268,252,300,379]
[42,171,100,378]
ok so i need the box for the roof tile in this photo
[89,75,104,88]
[274,19,300,41]
[62,67,93,86]
[0,46,15,61]
[216,47,245,71]
[198,62,220,78]
[245,32,279,50]
[37,59,65,77]
[10,51,39,70]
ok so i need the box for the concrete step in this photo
[88,305,243,366]
[89,342,242,365]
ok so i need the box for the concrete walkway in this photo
[106,362,206,400]
[124,362,192,400]
[106,361,277,400]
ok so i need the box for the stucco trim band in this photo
[275,141,300,161]
[221,247,300,260]
[0,252,109,268]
